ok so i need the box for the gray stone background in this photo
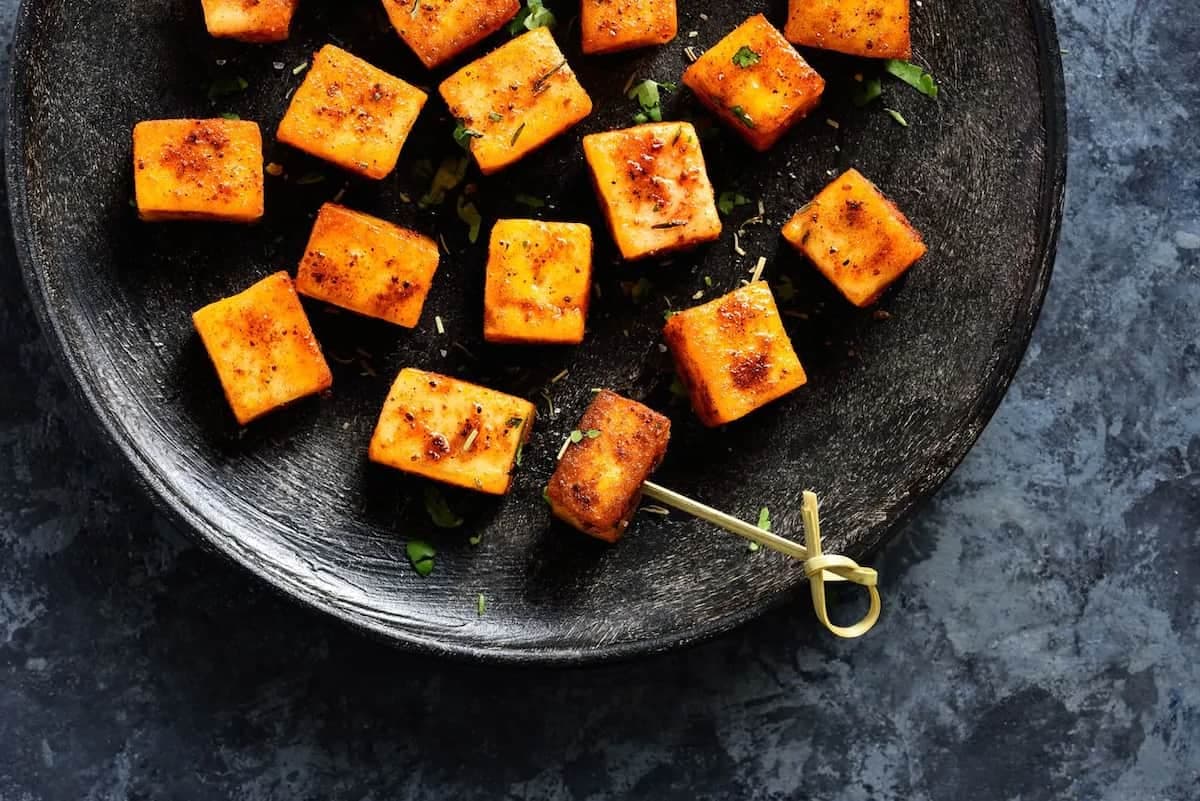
[1,0,1197,798]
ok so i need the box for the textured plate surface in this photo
[7,0,1065,662]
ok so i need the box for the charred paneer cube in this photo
[781,168,926,307]
[439,28,593,175]
[784,0,912,59]
[682,14,825,151]
[663,281,806,427]
[546,390,671,542]
[277,45,427,179]
[483,219,593,345]
[296,203,440,328]
[381,0,520,68]
[133,119,263,222]
[200,0,299,42]
[192,272,333,425]
[369,369,535,495]
[582,122,721,261]
[580,0,678,55]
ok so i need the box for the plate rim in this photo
[4,0,1067,664]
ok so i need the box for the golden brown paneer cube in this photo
[483,219,593,345]
[381,0,520,68]
[784,0,912,59]
[132,119,263,222]
[546,390,671,542]
[277,45,427,180]
[781,168,926,307]
[192,272,333,425]
[439,28,593,175]
[369,369,535,495]
[580,0,677,55]
[682,14,825,152]
[582,122,721,261]
[200,0,299,42]
[296,203,439,328]
[663,282,806,427]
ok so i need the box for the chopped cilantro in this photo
[488,111,504,122]
[219,112,240,120]
[418,156,468,207]
[884,108,909,127]
[852,76,883,107]
[662,309,677,322]
[468,533,482,546]
[732,46,761,68]
[508,0,556,35]
[207,76,248,101]
[730,105,757,129]
[514,193,546,208]
[406,540,436,576]
[883,60,939,98]
[717,191,752,216]
[704,276,713,287]
[756,506,772,533]
[515,442,524,467]
[424,486,463,528]
[569,429,584,444]
[294,172,325,185]
[585,429,601,439]
[453,121,483,150]
[456,196,483,243]
[628,79,675,124]
[748,541,761,553]
[477,593,487,616]
[542,485,551,504]
[510,122,527,146]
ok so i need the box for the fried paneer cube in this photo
[192,272,333,425]
[782,168,926,306]
[381,0,520,68]
[439,28,593,175]
[784,0,912,59]
[580,0,678,55]
[663,282,806,426]
[546,390,671,542]
[200,0,299,42]
[277,45,427,179]
[582,122,721,261]
[295,203,439,327]
[483,219,593,345]
[682,14,825,151]
[132,119,263,222]
[369,369,535,495]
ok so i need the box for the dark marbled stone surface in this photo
[1,1,1197,799]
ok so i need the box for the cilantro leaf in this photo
[756,506,772,533]
[884,107,909,127]
[585,429,601,439]
[207,76,248,101]
[406,540,436,576]
[717,191,752,216]
[852,77,882,107]
[628,79,675,124]
[453,121,483,150]
[508,0,556,35]
[569,429,584,443]
[456,196,483,243]
[883,60,939,98]
[424,486,463,528]
[730,105,756,129]
[418,156,469,207]
[732,46,761,68]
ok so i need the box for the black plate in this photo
[6,0,1065,662]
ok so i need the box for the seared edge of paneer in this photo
[784,0,912,59]
[546,390,671,541]
[382,0,521,68]
[580,0,678,55]
[200,0,299,43]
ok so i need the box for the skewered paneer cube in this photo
[276,45,427,180]
[483,219,593,345]
[200,0,299,42]
[682,14,825,152]
[663,282,806,427]
[296,203,440,328]
[545,390,671,542]
[582,122,721,261]
[781,168,926,307]
[381,0,520,68]
[192,272,333,425]
[369,369,535,495]
[439,28,593,175]
[784,0,912,59]
[580,0,678,55]
[132,119,264,222]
